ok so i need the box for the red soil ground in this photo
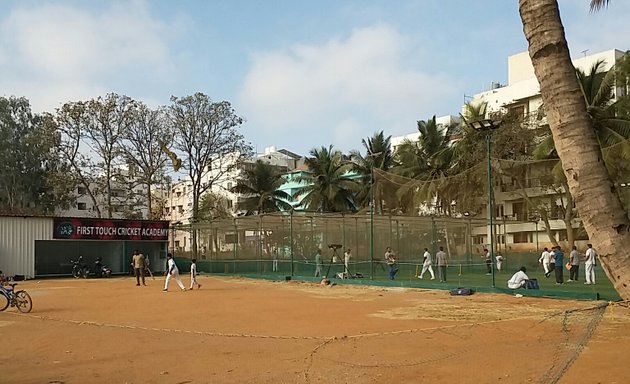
[1,276,629,384]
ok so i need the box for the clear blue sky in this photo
[1,0,628,156]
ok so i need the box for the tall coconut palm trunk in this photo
[519,0,630,299]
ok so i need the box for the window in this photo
[77,202,87,210]
[165,207,170,214]
[225,233,238,244]
[227,200,233,209]
[513,232,529,243]
[176,192,181,198]
[178,205,183,214]
[509,105,525,118]
[494,204,504,219]
[77,186,87,194]
[227,182,233,190]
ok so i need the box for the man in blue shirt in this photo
[553,246,564,285]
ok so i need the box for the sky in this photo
[1,0,629,156]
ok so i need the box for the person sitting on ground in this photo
[507,266,529,289]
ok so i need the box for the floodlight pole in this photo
[468,119,502,288]
[370,164,374,280]
[289,208,294,277]
[367,151,382,280]
[486,133,495,287]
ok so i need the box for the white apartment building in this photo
[163,146,303,253]
[58,179,150,219]
[468,48,627,251]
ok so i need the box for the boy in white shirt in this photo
[584,243,597,285]
[495,253,504,273]
[163,253,186,292]
[343,248,352,277]
[189,258,202,290]
[418,248,435,280]
[539,247,551,278]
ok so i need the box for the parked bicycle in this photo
[0,283,33,313]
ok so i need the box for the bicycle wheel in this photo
[0,293,9,311]
[72,266,80,278]
[15,291,32,313]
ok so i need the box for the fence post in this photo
[290,209,294,277]
[233,218,237,274]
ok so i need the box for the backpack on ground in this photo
[450,287,474,296]
[525,278,539,289]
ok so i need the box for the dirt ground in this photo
[1,276,629,384]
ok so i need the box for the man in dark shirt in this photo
[553,246,564,285]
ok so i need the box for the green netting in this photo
[170,212,619,301]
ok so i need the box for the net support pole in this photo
[370,166,374,280]
[486,133,496,288]
[290,209,294,277]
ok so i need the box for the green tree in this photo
[531,58,630,248]
[121,102,172,219]
[168,92,253,259]
[519,0,630,299]
[0,96,72,214]
[349,131,394,212]
[55,94,136,218]
[294,145,359,212]
[231,160,293,214]
[392,116,458,214]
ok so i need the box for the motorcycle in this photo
[92,257,112,278]
[70,256,89,279]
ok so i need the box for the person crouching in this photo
[507,266,529,289]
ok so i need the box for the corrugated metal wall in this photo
[0,216,53,278]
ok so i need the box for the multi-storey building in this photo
[467,48,627,251]
[57,178,150,219]
[162,146,303,252]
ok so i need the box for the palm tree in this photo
[590,0,610,11]
[350,131,394,211]
[531,58,630,248]
[579,59,630,146]
[294,145,359,212]
[231,160,293,214]
[392,116,458,214]
[519,0,630,299]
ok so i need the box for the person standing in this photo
[568,245,580,282]
[385,247,398,280]
[553,246,564,285]
[314,249,323,277]
[163,253,186,292]
[132,250,146,286]
[483,249,492,275]
[343,248,352,276]
[272,250,279,272]
[549,248,557,276]
[584,243,597,285]
[189,258,202,290]
[539,247,552,278]
[436,246,448,283]
[495,253,504,273]
[419,248,435,280]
